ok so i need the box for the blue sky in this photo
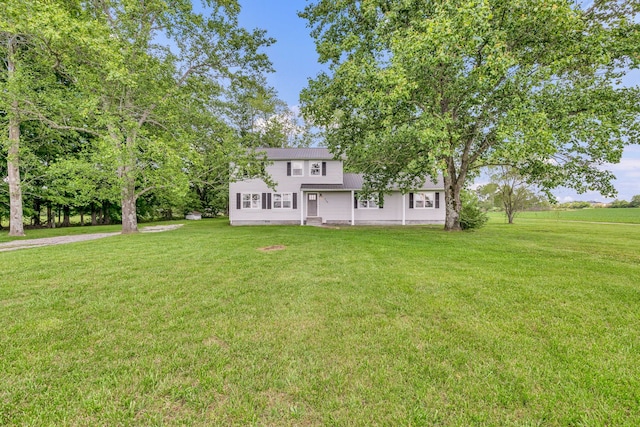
[237,0,639,202]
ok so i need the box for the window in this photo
[310,161,321,176]
[414,192,434,209]
[273,193,292,209]
[358,195,378,209]
[292,162,303,176]
[242,193,261,209]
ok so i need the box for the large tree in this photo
[300,0,640,230]
[1,0,112,235]
[89,0,274,233]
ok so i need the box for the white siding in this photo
[230,159,343,224]
[229,154,446,225]
[316,192,352,224]
[353,192,445,224]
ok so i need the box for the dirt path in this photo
[0,224,184,252]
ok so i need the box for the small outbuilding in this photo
[185,211,202,220]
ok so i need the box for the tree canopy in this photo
[1,0,283,234]
[300,0,640,230]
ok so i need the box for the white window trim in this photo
[292,161,304,176]
[272,192,293,209]
[358,196,378,209]
[414,192,435,209]
[309,161,322,176]
[242,192,262,209]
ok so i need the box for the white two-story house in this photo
[229,148,446,226]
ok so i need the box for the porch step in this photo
[306,217,323,226]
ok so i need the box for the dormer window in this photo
[310,161,321,176]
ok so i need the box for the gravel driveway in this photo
[0,224,183,252]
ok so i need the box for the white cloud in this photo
[607,158,640,173]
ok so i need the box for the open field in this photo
[1,218,639,426]
[491,207,640,224]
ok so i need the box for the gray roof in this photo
[300,173,444,191]
[300,183,345,190]
[259,147,335,160]
[343,173,443,190]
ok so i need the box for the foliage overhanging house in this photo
[229,148,445,226]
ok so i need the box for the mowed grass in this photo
[1,219,639,426]
[492,207,640,224]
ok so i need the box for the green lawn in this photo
[1,218,639,426]
[491,207,640,224]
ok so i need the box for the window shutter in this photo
[409,193,414,209]
[287,162,291,176]
[378,193,383,209]
[435,192,440,209]
[236,193,241,210]
[292,193,297,209]
[354,193,358,209]
[322,162,327,176]
[262,193,267,209]
[267,193,272,209]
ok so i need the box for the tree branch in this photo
[19,102,100,136]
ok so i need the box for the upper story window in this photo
[291,161,303,176]
[287,160,326,176]
[310,161,322,176]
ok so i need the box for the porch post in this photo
[300,190,304,225]
[351,190,355,226]
[402,193,406,226]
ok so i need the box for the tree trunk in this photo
[119,141,138,232]
[32,199,42,226]
[6,38,25,237]
[7,129,25,236]
[46,203,55,228]
[502,186,515,224]
[62,206,71,227]
[91,203,97,226]
[443,174,463,231]
[121,182,138,233]
[57,207,61,227]
[102,201,111,225]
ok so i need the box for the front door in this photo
[307,193,318,217]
